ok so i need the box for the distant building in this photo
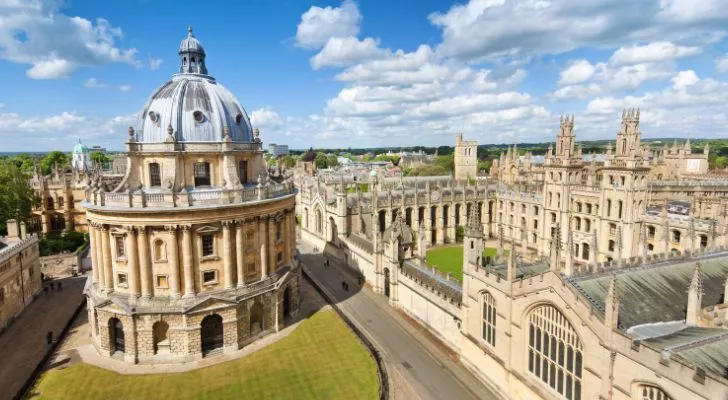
[71,139,92,172]
[0,220,41,333]
[268,143,289,156]
[90,146,107,153]
[454,133,478,180]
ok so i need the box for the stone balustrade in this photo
[85,182,295,209]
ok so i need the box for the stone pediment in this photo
[98,298,133,314]
[183,295,237,313]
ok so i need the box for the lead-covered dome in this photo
[136,28,254,143]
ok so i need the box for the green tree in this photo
[41,150,68,174]
[8,153,36,172]
[90,151,110,165]
[326,155,340,167]
[315,153,329,169]
[280,155,296,168]
[434,154,455,172]
[0,160,36,235]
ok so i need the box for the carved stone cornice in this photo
[164,224,178,233]
[221,220,234,228]
[136,226,148,236]
[179,224,192,232]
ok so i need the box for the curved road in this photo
[298,240,500,400]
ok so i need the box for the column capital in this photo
[222,220,235,228]
[180,224,192,232]
[123,225,137,233]
[164,224,178,232]
[98,224,109,232]
[136,226,148,236]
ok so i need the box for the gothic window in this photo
[700,235,708,249]
[647,226,655,239]
[201,234,214,257]
[607,199,612,217]
[585,204,592,214]
[239,160,248,184]
[609,223,617,236]
[193,162,211,187]
[482,292,496,347]
[557,193,561,208]
[528,304,583,400]
[149,163,162,187]
[115,236,126,258]
[47,196,54,210]
[608,240,616,252]
[58,197,64,208]
[548,192,553,206]
[521,204,526,214]
[551,213,557,224]
[532,233,537,243]
[581,244,589,260]
[576,202,582,213]
[671,230,681,244]
[574,217,581,231]
[534,219,539,229]
[534,206,539,215]
[584,219,591,232]
[639,385,672,400]
[618,201,623,219]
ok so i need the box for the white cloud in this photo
[429,0,728,62]
[310,36,388,69]
[0,1,141,79]
[717,54,728,73]
[83,77,107,88]
[149,57,163,70]
[548,84,602,101]
[609,42,701,66]
[251,107,283,129]
[671,70,699,90]
[118,84,132,92]
[295,1,361,49]
[559,60,596,86]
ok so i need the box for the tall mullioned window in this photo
[201,234,214,257]
[528,304,582,400]
[482,292,496,347]
[149,163,162,187]
[639,385,672,400]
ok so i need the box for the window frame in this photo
[202,269,218,285]
[193,161,211,187]
[149,162,162,187]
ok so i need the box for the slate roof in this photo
[570,253,728,329]
[644,327,728,376]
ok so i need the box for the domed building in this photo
[71,139,92,171]
[83,27,300,364]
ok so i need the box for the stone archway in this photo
[250,302,263,335]
[109,318,125,354]
[152,321,169,354]
[200,314,224,356]
[328,217,337,243]
[383,268,391,298]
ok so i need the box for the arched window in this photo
[482,292,496,347]
[69,195,74,209]
[574,217,581,231]
[315,208,323,234]
[238,160,248,184]
[584,219,591,232]
[47,196,54,210]
[671,230,681,244]
[528,304,583,400]
[639,385,672,400]
[149,163,161,187]
[193,162,211,187]
[58,197,64,208]
[618,200,623,219]
[606,199,612,217]
[581,243,589,260]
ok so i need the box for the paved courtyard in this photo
[0,275,86,400]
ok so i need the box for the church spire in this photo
[686,262,703,325]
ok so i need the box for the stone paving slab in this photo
[0,275,86,400]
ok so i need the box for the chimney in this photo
[6,219,19,239]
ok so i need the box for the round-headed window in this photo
[148,111,158,123]
[193,111,205,123]
[235,113,242,125]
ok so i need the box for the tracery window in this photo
[639,385,672,400]
[482,292,496,347]
[528,304,582,400]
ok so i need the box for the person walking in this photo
[46,331,53,345]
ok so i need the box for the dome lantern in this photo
[179,26,207,75]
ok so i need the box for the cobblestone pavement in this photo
[0,275,86,400]
[298,239,501,400]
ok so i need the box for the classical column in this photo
[222,220,235,289]
[236,221,245,287]
[94,224,105,290]
[126,226,140,299]
[284,211,292,264]
[137,227,153,298]
[166,225,181,298]
[259,216,268,279]
[181,225,195,297]
[101,226,113,292]
[88,223,98,284]
[268,217,277,274]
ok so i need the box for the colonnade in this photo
[87,208,296,298]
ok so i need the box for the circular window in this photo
[235,113,242,125]
[193,111,205,123]
[148,111,158,123]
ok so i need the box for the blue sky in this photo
[1,0,728,151]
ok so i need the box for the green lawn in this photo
[425,245,497,282]
[31,310,379,400]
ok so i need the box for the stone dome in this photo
[136,28,253,143]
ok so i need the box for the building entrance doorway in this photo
[200,314,224,356]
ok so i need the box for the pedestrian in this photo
[344,282,349,292]
[50,282,55,290]
[342,281,345,290]
[58,281,62,290]
[46,331,53,345]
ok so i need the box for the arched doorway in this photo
[152,321,169,354]
[250,302,263,335]
[383,268,390,297]
[109,318,125,353]
[200,314,224,356]
[378,210,386,233]
[581,243,590,260]
[283,287,292,320]
[328,217,337,243]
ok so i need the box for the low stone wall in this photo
[39,245,86,278]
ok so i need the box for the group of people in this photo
[43,280,62,295]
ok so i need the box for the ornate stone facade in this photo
[0,220,42,333]
[83,28,300,364]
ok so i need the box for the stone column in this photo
[126,226,140,299]
[181,225,195,297]
[283,212,291,265]
[166,225,181,298]
[94,224,105,290]
[259,217,268,279]
[88,223,99,284]
[236,221,245,287]
[222,220,235,289]
[101,226,114,292]
[436,206,444,245]
[137,227,153,298]
[268,217,277,274]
